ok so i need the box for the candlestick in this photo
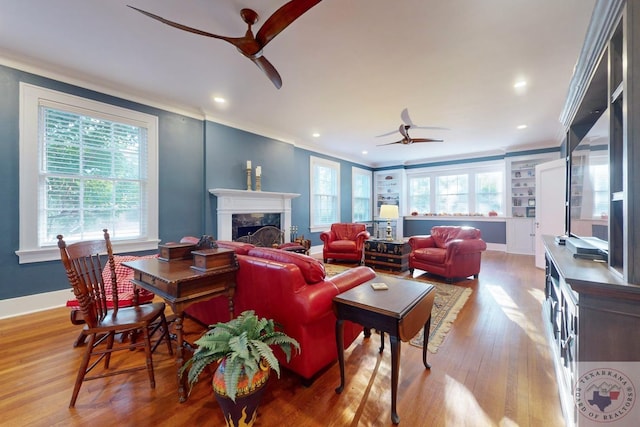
[246,168,252,191]
[256,175,262,191]
[256,166,261,177]
[246,160,251,169]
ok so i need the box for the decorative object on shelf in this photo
[246,160,252,191]
[180,310,300,427]
[379,204,399,241]
[255,166,262,191]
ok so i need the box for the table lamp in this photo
[379,204,399,241]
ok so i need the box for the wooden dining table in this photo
[123,248,238,403]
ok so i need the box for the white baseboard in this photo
[0,289,70,319]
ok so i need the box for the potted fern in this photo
[181,310,300,427]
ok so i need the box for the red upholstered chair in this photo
[320,223,370,264]
[408,226,487,282]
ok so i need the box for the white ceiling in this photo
[0,0,596,167]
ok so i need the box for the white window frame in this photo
[309,156,340,232]
[16,83,159,264]
[351,166,372,222]
[405,160,505,215]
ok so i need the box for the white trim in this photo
[0,289,70,320]
[17,83,159,264]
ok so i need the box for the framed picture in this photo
[526,207,536,217]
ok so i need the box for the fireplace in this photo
[209,188,300,242]
[233,213,281,241]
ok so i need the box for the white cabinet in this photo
[374,169,405,239]
[507,217,536,254]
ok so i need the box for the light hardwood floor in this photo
[0,251,564,426]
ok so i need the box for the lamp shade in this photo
[379,204,399,219]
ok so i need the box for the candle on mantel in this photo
[246,160,252,169]
[256,166,261,177]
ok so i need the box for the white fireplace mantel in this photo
[209,188,300,241]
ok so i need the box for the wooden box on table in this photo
[191,248,238,272]
[158,243,196,261]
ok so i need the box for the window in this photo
[475,171,503,214]
[17,83,159,263]
[310,156,340,231]
[436,174,468,214]
[408,176,430,214]
[407,162,504,215]
[352,167,372,222]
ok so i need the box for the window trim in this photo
[351,166,372,222]
[309,156,340,233]
[16,83,159,264]
[405,160,505,216]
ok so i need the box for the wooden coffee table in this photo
[333,275,435,425]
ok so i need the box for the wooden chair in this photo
[57,229,173,408]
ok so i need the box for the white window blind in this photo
[40,106,148,245]
[352,167,372,222]
[310,156,340,230]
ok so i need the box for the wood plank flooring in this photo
[0,251,564,426]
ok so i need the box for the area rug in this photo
[324,264,472,353]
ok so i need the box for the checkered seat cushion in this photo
[65,254,157,310]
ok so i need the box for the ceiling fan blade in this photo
[376,140,403,146]
[251,56,283,89]
[400,107,450,130]
[411,138,444,143]
[128,5,240,45]
[256,0,322,48]
[375,129,400,137]
[400,108,414,126]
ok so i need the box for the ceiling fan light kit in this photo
[128,0,322,89]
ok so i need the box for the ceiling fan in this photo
[377,108,448,146]
[128,0,322,89]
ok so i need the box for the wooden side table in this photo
[333,275,435,424]
[364,239,411,272]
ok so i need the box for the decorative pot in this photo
[212,359,270,427]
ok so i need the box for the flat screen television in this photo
[567,109,609,255]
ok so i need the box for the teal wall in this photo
[0,63,370,300]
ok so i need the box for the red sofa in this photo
[185,244,376,383]
[408,226,487,282]
[320,223,370,264]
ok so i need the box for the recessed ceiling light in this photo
[213,97,226,104]
[312,133,320,138]
[514,80,527,89]
[517,124,528,130]
[362,150,368,155]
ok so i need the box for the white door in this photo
[535,159,566,268]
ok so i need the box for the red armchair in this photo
[408,226,487,282]
[320,223,370,264]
